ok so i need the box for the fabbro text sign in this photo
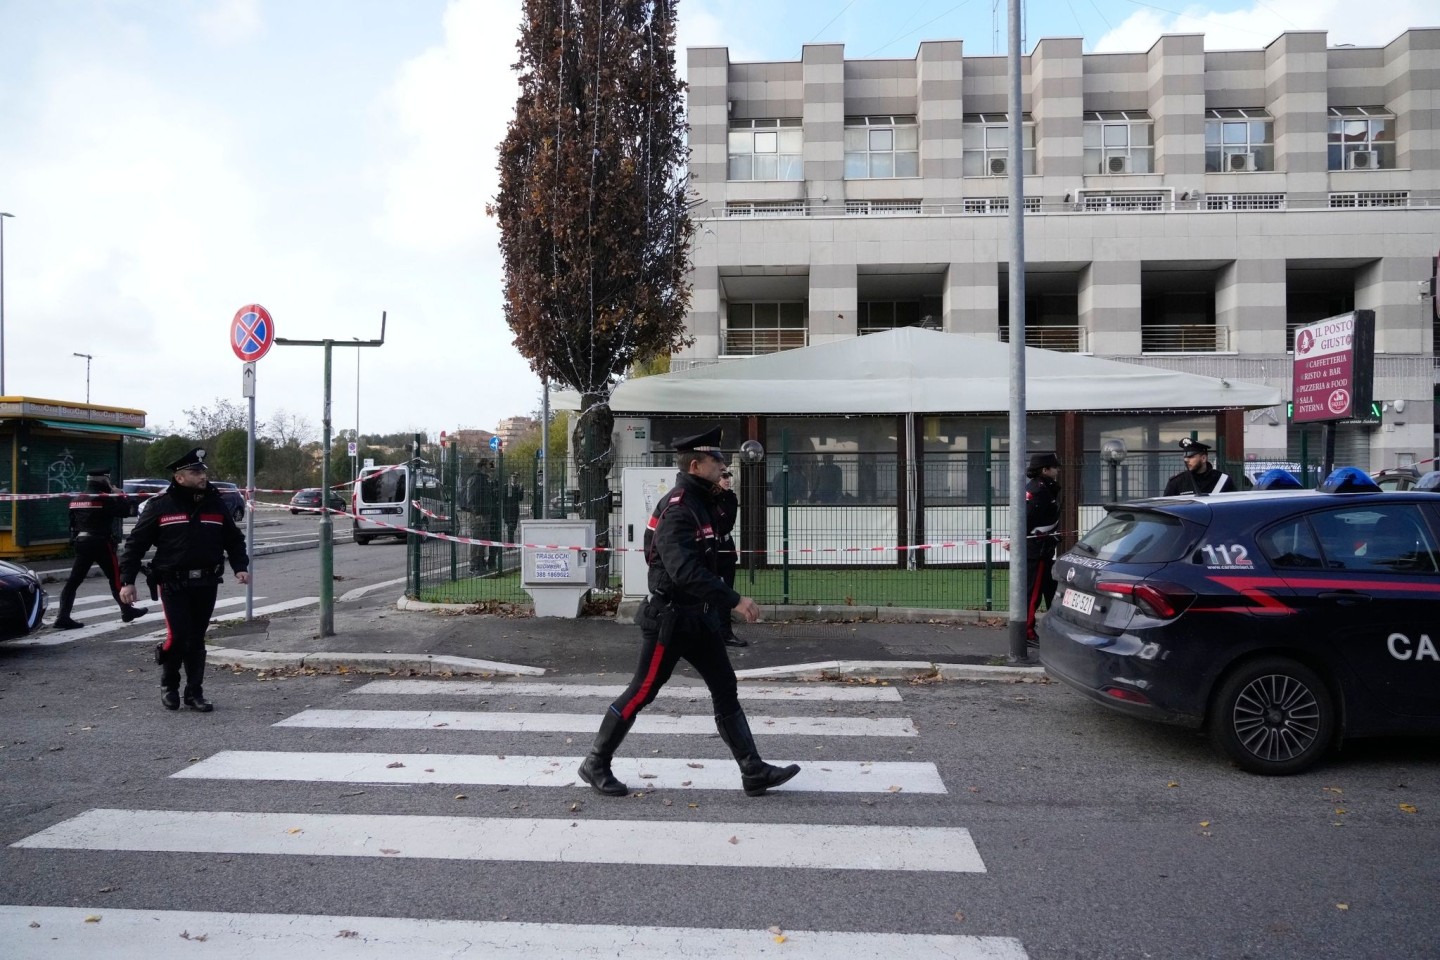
[1290,310,1374,424]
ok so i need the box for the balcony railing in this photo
[1142,324,1229,353]
[705,194,1440,219]
[724,328,809,355]
[999,326,1086,352]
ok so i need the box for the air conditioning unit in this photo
[1347,150,1378,170]
[1105,155,1131,174]
[988,156,1008,176]
[1228,153,1256,172]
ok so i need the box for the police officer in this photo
[1163,438,1232,496]
[578,427,799,798]
[119,448,250,712]
[52,467,147,630]
[712,467,746,647]
[1021,452,1062,645]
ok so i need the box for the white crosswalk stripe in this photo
[0,906,1029,959]
[19,597,253,646]
[277,708,918,736]
[4,677,1029,958]
[356,677,905,701]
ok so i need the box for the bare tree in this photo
[494,0,692,584]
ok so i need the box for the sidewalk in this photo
[204,597,1044,682]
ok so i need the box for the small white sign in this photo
[533,552,573,581]
[348,442,358,456]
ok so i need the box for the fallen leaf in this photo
[84,916,101,923]
[954,910,966,922]
[887,785,903,793]
[687,762,704,769]
[768,925,784,935]
[337,929,360,938]
[638,773,657,780]
[688,803,700,809]
[386,762,405,769]
[1323,786,1343,795]
[1335,808,1347,815]
[97,886,117,893]
[379,849,400,855]
[1399,803,1418,814]
[773,936,787,944]
[1199,821,1210,828]
[728,836,739,845]
[455,794,468,800]
[1167,781,1179,788]
[287,828,303,835]
[28,922,39,928]
[1336,903,1349,911]
[424,769,434,773]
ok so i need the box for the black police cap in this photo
[673,426,727,462]
[1027,452,1061,471]
[1178,438,1212,455]
[165,447,208,472]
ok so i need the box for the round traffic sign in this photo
[489,436,502,450]
[231,304,276,362]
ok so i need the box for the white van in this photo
[353,464,409,545]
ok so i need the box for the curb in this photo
[614,598,1005,626]
[207,646,546,677]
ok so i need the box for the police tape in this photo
[337,510,1033,555]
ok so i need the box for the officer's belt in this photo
[648,595,709,614]
[160,565,224,581]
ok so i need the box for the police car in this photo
[1039,468,1440,775]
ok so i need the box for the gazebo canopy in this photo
[609,328,1280,415]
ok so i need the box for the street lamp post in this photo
[0,212,13,396]
[72,352,93,404]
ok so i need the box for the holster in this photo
[140,563,159,602]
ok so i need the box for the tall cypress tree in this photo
[494,0,692,586]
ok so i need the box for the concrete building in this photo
[679,28,1440,472]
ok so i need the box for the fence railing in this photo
[1141,324,1229,353]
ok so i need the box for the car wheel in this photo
[291,508,300,515]
[1209,657,1336,775]
[355,535,370,545]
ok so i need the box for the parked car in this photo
[210,481,248,522]
[0,558,48,640]
[1040,472,1440,775]
[1373,465,1422,491]
[121,478,170,517]
[289,488,348,515]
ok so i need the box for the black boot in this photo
[715,710,801,797]
[161,690,180,711]
[577,709,634,797]
[183,690,214,712]
[53,594,83,630]
[122,605,148,623]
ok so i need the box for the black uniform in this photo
[503,478,524,544]
[577,427,799,799]
[54,473,142,628]
[1163,463,1232,496]
[1023,472,1062,642]
[120,480,249,703]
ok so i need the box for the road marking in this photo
[339,575,408,602]
[0,906,1028,958]
[14,808,981,872]
[132,597,319,640]
[172,750,946,793]
[277,709,917,737]
[18,598,254,647]
[355,679,905,702]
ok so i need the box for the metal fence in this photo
[406,444,1323,611]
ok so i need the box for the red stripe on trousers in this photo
[160,587,175,652]
[1026,558,1048,640]
[619,642,668,721]
[105,542,123,595]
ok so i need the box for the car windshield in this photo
[1075,509,1194,563]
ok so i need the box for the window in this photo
[1083,111,1153,174]
[724,201,806,217]
[1205,108,1274,172]
[1300,505,1439,574]
[963,197,1041,214]
[1327,107,1395,170]
[844,115,919,179]
[858,301,926,334]
[1204,193,1286,211]
[1328,191,1409,209]
[728,119,803,181]
[961,113,1036,177]
[724,302,808,355]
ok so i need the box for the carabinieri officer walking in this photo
[119,448,249,712]
[577,426,800,798]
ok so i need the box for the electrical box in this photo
[519,519,595,617]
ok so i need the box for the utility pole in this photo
[276,312,387,636]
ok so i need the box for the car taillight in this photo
[1093,580,1195,619]
[1103,686,1152,705]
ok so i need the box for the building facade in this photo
[681,29,1440,472]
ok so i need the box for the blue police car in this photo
[1039,468,1440,775]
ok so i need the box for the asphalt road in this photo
[2,622,1437,958]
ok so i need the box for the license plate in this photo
[361,508,383,515]
[1061,588,1095,615]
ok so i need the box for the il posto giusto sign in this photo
[1291,310,1375,425]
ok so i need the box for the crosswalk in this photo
[3,678,1030,958]
[13,595,322,647]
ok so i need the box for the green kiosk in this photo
[0,396,153,560]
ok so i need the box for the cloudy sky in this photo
[0,0,1431,439]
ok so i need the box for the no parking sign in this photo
[231,304,276,362]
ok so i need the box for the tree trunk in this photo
[573,393,615,589]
